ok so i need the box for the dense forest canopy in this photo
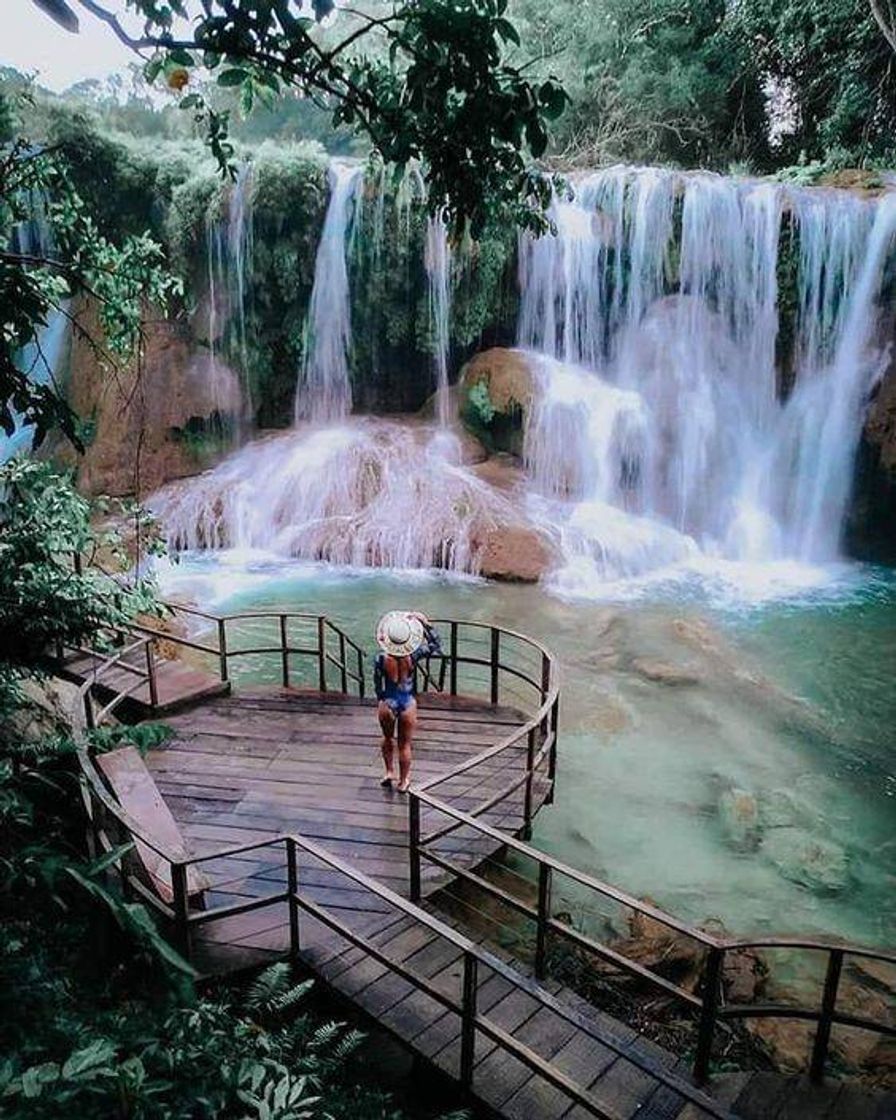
[21,0,896,176]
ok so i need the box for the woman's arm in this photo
[412,620,442,662]
[373,652,385,698]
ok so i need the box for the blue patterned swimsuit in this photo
[373,626,442,714]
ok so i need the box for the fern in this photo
[330,1028,365,1066]
[246,963,313,1018]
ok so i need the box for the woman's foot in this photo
[396,780,411,793]
[380,772,397,788]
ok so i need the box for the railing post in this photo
[449,622,458,696]
[546,695,559,806]
[693,945,724,1084]
[810,948,844,1084]
[490,627,500,705]
[460,951,478,1087]
[145,640,159,709]
[357,647,365,699]
[408,793,422,903]
[83,690,96,732]
[540,653,551,734]
[279,615,290,688]
[535,862,553,980]
[286,837,301,962]
[339,632,348,693]
[217,619,229,683]
[317,617,327,692]
[171,862,191,961]
[522,726,536,840]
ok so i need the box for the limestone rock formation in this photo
[53,300,242,498]
[849,345,896,561]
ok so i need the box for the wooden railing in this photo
[132,603,366,697]
[68,610,895,1095]
[405,630,896,1088]
[73,752,733,1120]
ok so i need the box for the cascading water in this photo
[295,161,362,422]
[205,161,255,432]
[151,420,523,573]
[425,209,453,428]
[518,166,896,592]
[2,190,70,464]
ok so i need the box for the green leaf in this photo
[61,1039,117,1080]
[179,93,203,111]
[143,56,164,83]
[217,68,249,88]
[495,17,520,47]
[168,48,194,66]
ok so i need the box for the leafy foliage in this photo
[1,86,182,449]
[52,0,566,237]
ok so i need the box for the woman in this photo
[373,610,441,793]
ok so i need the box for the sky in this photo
[1,1,139,91]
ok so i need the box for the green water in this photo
[157,554,896,949]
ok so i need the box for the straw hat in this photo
[376,610,425,657]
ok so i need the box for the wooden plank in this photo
[97,746,210,901]
[729,1073,798,1120]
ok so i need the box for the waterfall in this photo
[2,190,70,464]
[295,162,363,423]
[518,167,896,588]
[204,161,255,432]
[151,420,522,573]
[425,209,452,428]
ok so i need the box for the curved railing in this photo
[132,602,366,695]
[404,625,896,1089]
[68,608,895,1096]
[69,614,735,1118]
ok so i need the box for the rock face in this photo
[53,300,242,498]
[848,344,896,562]
[459,348,535,456]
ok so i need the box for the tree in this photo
[509,0,769,169]
[32,0,567,237]
[731,0,896,167]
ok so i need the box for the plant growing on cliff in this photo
[1,86,182,450]
[33,0,567,238]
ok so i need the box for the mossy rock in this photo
[458,348,535,456]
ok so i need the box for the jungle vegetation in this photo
[1,0,895,1116]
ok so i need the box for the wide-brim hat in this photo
[376,610,425,657]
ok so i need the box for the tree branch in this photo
[870,0,896,53]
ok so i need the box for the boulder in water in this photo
[478,524,556,583]
[718,787,761,851]
[760,827,850,894]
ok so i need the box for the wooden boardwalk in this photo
[137,689,732,1119]
[68,614,896,1120]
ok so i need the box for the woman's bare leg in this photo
[378,701,397,783]
[396,701,418,792]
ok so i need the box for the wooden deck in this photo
[146,688,549,965]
